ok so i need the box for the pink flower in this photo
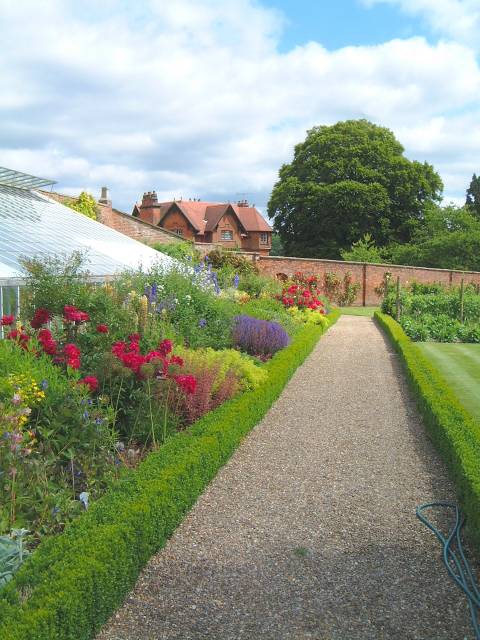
[96,324,109,334]
[1,314,14,326]
[78,376,99,393]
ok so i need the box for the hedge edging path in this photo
[0,311,339,640]
[98,315,475,640]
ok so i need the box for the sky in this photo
[1,0,480,214]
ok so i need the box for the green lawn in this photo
[341,306,379,317]
[417,343,480,419]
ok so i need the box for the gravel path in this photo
[98,316,477,640]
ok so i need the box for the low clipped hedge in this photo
[0,309,340,640]
[375,312,480,546]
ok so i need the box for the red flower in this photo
[63,305,89,324]
[7,329,30,348]
[1,314,14,326]
[96,324,109,334]
[158,339,173,357]
[169,355,184,367]
[67,357,81,370]
[31,308,51,329]
[128,333,140,342]
[112,341,127,357]
[174,374,197,395]
[120,352,146,375]
[78,376,99,393]
[38,328,52,341]
[64,343,81,358]
[42,339,57,355]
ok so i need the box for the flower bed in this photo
[0,309,340,640]
[0,252,336,590]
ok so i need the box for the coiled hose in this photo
[416,502,480,639]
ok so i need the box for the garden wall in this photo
[97,203,183,245]
[255,256,480,306]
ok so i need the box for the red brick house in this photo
[133,192,272,254]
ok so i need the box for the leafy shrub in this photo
[206,249,258,276]
[176,346,267,391]
[232,315,290,357]
[152,241,200,263]
[323,271,360,306]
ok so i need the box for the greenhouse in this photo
[0,166,172,279]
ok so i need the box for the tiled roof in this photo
[160,201,271,234]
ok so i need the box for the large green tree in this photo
[268,119,443,258]
[466,173,480,217]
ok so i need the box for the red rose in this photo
[78,376,98,393]
[1,314,14,326]
[96,324,109,334]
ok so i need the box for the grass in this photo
[417,343,480,420]
[341,306,378,317]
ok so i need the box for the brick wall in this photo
[98,204,183,246]
[256,255,480,305]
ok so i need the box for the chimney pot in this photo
[99,186,112,206]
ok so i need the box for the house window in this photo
[173,228,184,236]
[221,230,233,241]
[260,232,269,244]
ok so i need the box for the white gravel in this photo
[97,315,477,639]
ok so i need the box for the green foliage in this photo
[0,312,340,640]
[0,341,114,540]
[175,346,267,391]
[270,233,285,256]
[340,233,387,263]
[323,271,361,306]
[268,119,442,258]
[66,192,98,220]
[152,241,200,262]
[375,312,480,551]
[206,249,258,276]
[0,531,29,588]
[237,271,283,298]
[466,173,480,217]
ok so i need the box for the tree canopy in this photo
[268,119,443,258]
[466,173,480,217]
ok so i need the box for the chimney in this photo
[237,199,248,207]
[139,190,161,225]
[99,186,112,206]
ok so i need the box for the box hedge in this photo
[375,311,480,547]
[0,309,340,640]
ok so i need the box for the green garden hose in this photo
[416,502,480,639]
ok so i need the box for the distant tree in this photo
[268,119,443,258]
[340,233,386,263]
[270,233,284,256]
[466,173,480,217]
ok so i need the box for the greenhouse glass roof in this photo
[0,184,174,278]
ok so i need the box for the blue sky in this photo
[263,0,422,50]
[1,0,480,214]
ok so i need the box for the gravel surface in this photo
[98,316,478,640]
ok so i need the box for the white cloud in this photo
[0,0,479,211]
[362,0,480,48]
